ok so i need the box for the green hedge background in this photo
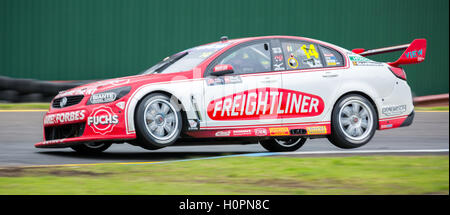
[1,0,448,96]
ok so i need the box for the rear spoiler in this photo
[352,39,427,67]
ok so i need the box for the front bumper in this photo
[35,99,136,148]
[35,135,134,148]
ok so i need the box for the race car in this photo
[35,35,427,153]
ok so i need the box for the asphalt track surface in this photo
[0,111,448,166]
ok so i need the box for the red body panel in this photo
[388,39,427,67]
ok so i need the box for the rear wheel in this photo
[135,93,183,150]
[327,94,377,149]
[260,137,306,152]
[71,142,112,153]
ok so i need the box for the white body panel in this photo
[124,47,414,134]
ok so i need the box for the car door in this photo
[279,39,345,125]
[202,40,283,130]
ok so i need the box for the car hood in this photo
[54,71,194,99]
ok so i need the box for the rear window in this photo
[319,45,344,67]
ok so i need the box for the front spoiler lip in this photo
[35,135,134,148]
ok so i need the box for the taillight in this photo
[389,67,407,80]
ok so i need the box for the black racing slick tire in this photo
[135,93,183,150]
[327,94,377,149]
[70,143,112,153]
[260,137,307,152]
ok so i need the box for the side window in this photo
[281,41,323,70]
[319,45,344,67]
[216,42,271,75]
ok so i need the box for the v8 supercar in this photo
[36,36,426,153]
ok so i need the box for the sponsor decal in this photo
[194,42,229,50]
[44,110,86,125]
[42,139,65,145]
[214,64,232,72]
[116,101,126,110]
[215,130,231,137]
[405,49,423,59]
[206,76,242,86]
[87,106,119,135]
[254,128,268,136]
[352,61,383,66]
[274,55,284,62]
[380,124,393,129]
[349,55,383,66]
[287,56,298,69]
[90,92,117,104]
[349,55,371,62]
[306,126,327,135]
[273,63,285,71]
[107,79,130,86]
[207,88,324,121]
[382,105,407,116]
[58,87,96,98]
[232,129,252,136]
[272,47,282,54]
[223,76,242,84]
[269,127,290,136]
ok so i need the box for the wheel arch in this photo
[331,90,380,127]
[125,87,194,135]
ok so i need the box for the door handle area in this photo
[322,72,338,78]
[259,77,279,83]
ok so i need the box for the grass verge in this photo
[0,155,448,195]
[0,103,49,110]
[415,106,449,111]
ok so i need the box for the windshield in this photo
[142,42,230,74]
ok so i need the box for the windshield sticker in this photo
[349,55,383,66]
[287,55,299,69]
[194,42,230,51]
[272,47,282,54]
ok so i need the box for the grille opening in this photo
[52,95,84,108]
[44,123,85,141]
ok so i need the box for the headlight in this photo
[87,86,131,105]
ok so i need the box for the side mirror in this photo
[212,64,234,76]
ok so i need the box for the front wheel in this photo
[327,94,377,149]
[71,142,112,153]
[260,137,307,152]
[134,93,183,150]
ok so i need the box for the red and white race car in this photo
[35,36,426,153]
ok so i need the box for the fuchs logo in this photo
[87,106,119,135]
[207,88,324,120]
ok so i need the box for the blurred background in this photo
[0,0,448,102]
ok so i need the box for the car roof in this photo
[202,35,342,51]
